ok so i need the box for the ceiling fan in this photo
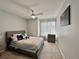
[30,9,43,19]
[10,0,43,19]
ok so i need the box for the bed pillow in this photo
[21,33,28,39]
[13,33,21,37]
[10,35,17,42]
[17,35,24,40]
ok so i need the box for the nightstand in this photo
[47,34,56,43]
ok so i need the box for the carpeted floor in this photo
[0,41,63,59]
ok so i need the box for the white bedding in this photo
[10,36,44,53]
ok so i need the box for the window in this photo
[38,19,56,39]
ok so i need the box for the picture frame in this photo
[60,5,71,26]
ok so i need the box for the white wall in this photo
[0,9,27,52]
[56,0,79,59]
[27,20,38,36]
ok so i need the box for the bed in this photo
[5,30,44,59]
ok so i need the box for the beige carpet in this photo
[0,41,63,59]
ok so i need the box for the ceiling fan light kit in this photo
[31,10,36,19]
[31,15,36,19]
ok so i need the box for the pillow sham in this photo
[10,33,21,41]
[10,35,17,42]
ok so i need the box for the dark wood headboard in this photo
[5,30,25,49]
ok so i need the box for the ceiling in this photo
[0,0,64,19]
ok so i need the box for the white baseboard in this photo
[55,38,66,59]
[56,44,66,59]
[58,47,65,59]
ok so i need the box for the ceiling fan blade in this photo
[35,12,43,15]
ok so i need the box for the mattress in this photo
[10,37,44,53]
